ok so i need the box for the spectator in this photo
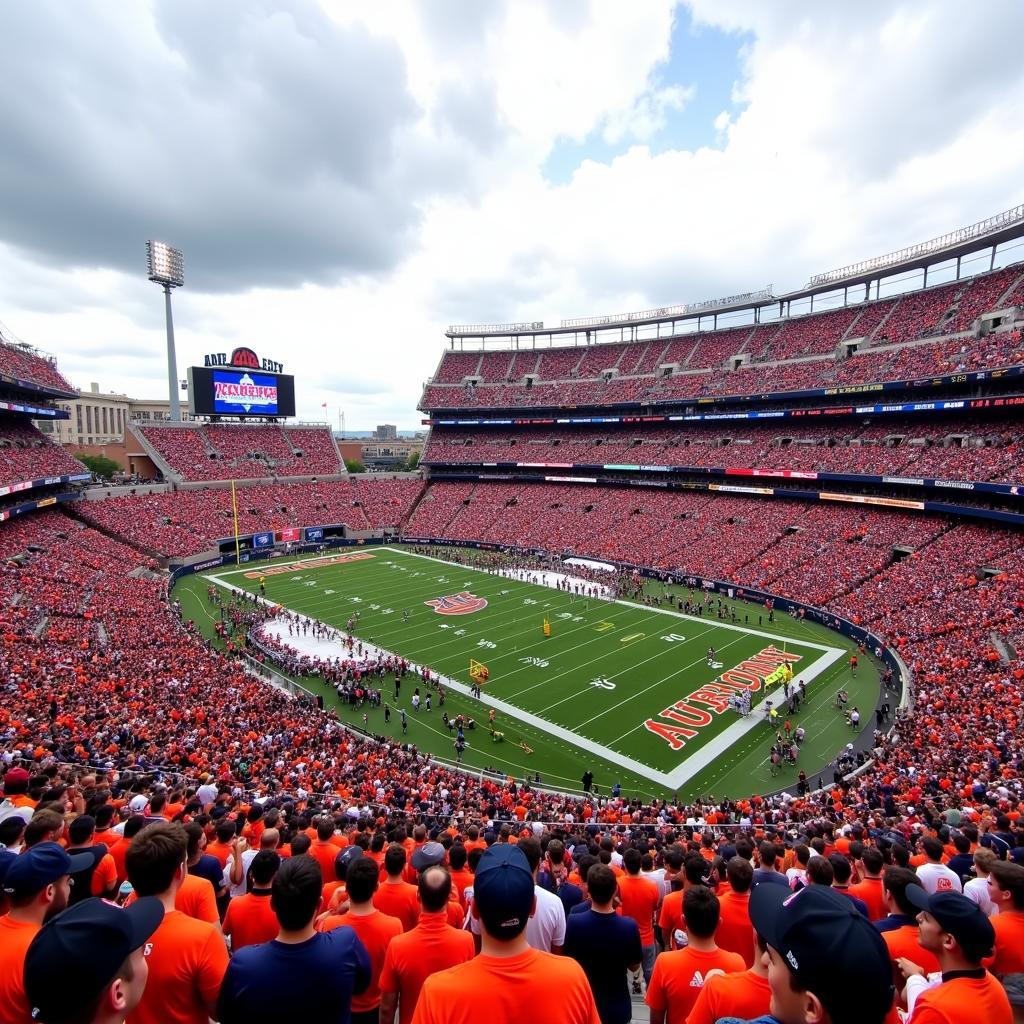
[22,896,164,1024]
[217,856,371,1024]
[659,854,708,950]
[686,927,772,1024]
[518,836,567,955]
[125,821,229,1024]
[222,850,280,951]
[563,863,643,1024]
[828,854,870,918]
[615,846,659,986]
[901,888,1011,1023]
[878,868,940,988]
[66,814,119,902]
[916,837,963,895]
[964,848,999,917]
[317,856,402,1024]
[849,847,888,922]
[645,886,745,1023]
[378,865,476,1024]
[753,841,789,888]
[717,855,755,967]
[374,844,420,932]
[987,862,1024,975]
[412,844,600,1024]
[0,843,90,1023]
[748,882,895,1024]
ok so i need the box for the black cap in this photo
[334,845,363,880]
[750,883,894,1021]
[2,842,92,897]
[904,886,995,956]
[24,896,164,1023]
[411,842,446,871]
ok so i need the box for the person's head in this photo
[829,855,853,885]
[750,883,894,1024]
[586,863,617,908]
[215,820,236,845]
[316,817,335,842]
[758,840,779,870]
[183,822,205,861]
[290,833,311,856]
[260,827,281,851]
[448,844,467,871]
[972,847,997,877]
[882,867,925,916]
[271,856,323,932]
[952,833,971,855]
[345,857,380,904]
[68,815,97,847]
[726,856,753,894]
[683,853,710,886]
[622,847,642,876]
[418,864,452,913]
[546,839,565,866]
[24,810,64,849]
[517,836,542,876]
[24,896,163,1024]
[126,822,188,898]
[861,847,884,877]
[908,888,996,966]
[384,843,407,878]
[806,857,834,887]
[920,836,943,864]
[471,844,535,942]
[683,886,720,940]
[249,851,280,889]
[989,860,1024,912]
[411,842,446,874]
[2,842,88,920]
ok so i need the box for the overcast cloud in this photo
[1,0,1023,427]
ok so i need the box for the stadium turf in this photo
[175,545,879,802]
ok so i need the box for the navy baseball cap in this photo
[411,842,446,871]
[472,844,535,940]
[2,842,92,896]
[24,896,164,1023]
[750,883,894,1021]
[334,845,363,880]
[905,886,996,955]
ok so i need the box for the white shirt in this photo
[223,848,259,899]
[963,876,997,916]
[196,783,218,806]
[525,883,566,952]
[915,861,963,894]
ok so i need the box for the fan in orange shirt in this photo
[318,857,402,1022]
[617,848,660,983]
[848,848,889,922]
[223,852,280,950]
[686,930,772,1024]
[985,860,1024,975]
[373,844,421,932]
[379,865,475,1024]
[412,844,599,1024]
[646,888,745,1024]
[659,855,710,950]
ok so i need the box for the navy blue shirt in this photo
[217,930,371,1024]
[189,853,224,892]
[563,909,643,1024]
[752,869,790,888]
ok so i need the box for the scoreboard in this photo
[187,347,295,418]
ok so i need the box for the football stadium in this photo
[2,7,1024,1024]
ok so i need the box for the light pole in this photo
[146,240,184,422]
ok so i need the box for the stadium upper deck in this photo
[422,205,1024,413]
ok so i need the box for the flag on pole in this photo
[543,617,551,638]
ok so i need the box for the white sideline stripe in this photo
[207,547,847,789]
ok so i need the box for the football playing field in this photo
[177,545,879,802]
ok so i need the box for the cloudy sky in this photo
[2,1,1023,429]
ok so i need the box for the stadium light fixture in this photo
[146,240,184,422]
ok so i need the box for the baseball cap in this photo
[334,845,363,880]
[24,896,164,1023]
[472,844,535,940]
[2,766,30,790]
[904,887,996,955]
[411,841,446,871]
[750,883,894,1021]
[127,794,149,813]
[2,842,93,896]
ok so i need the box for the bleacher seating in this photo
[0,339,75,392]
[0,421,87,486]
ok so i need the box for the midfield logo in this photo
[424,591,489,616]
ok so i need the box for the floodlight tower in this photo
[146,240,185,422]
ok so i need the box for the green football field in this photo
[175,545,879,802]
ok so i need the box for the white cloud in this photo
[2,1,1024,428]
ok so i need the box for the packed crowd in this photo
[0,420,87,488]
[422,415,1024,485]
[139,424,345,481]
[75,477,424,557]
[0,339,75,393]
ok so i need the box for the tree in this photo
[344,458,364,474]
[406,450,420,471]
[79,454,121,479]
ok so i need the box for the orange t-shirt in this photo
[646,946,747,1024]
[881,924,940,986]
[0,916,40,1024]
[658,889,685,949]
[908,973,1012,1024]
[379,911,475,1024]
[715,889,754,967]
[223,891,278,950]
[448,867,473,909]
[849,877,887,921]
[205,841,234,869]
[310,840,342,882]
[987,910,1024,975]
[686,967,772,1024]
[617,874,660,946]
[176,873,219,925]
[126,909,229,1024]
[374,880,421,932]
[412,946,599,1024]
[319,909,402,1013]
